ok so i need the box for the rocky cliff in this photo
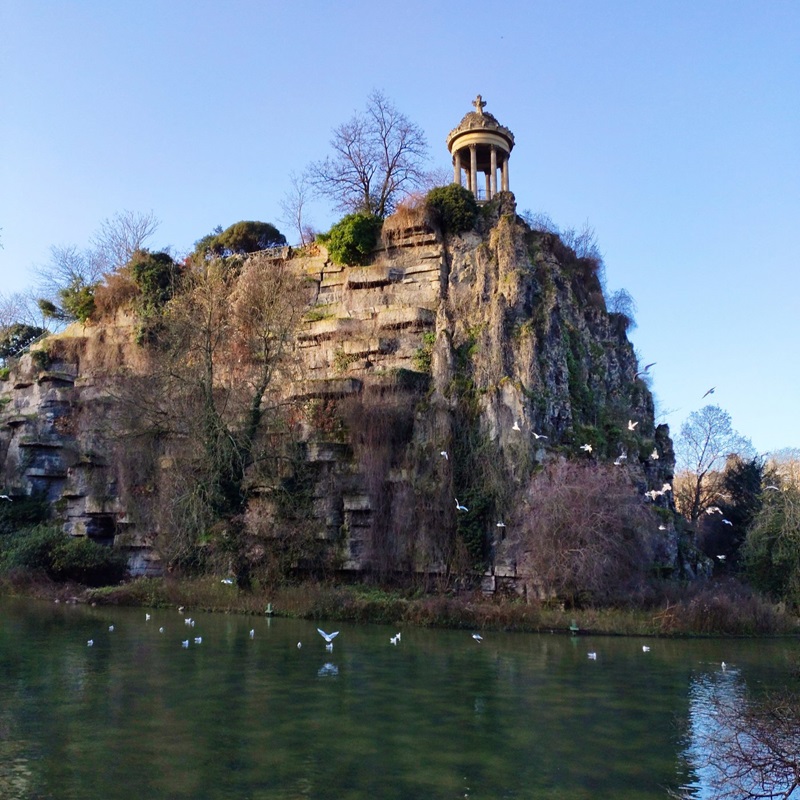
[0,193,676,587]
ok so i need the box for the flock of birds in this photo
[437,374,723,528]
[83,608,679,666]
[81,610,486,653]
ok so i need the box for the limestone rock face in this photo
[0,195,676,583]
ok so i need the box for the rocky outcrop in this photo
[0,193,676,583]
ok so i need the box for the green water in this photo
[0,597,796,799]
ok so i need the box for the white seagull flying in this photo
[317,628,339,645]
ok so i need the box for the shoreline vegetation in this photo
[2,573,798,639]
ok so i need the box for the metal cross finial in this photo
[472,94,486,114]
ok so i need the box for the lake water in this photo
[0,597,797,799]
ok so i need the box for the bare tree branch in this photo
[308,90,429,218]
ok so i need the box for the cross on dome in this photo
[472,94,486,114]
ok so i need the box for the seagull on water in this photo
[587,652,597,660]
[390,633,400,645]
[87,639,94,647]
[181,640,189,648]
[145,613,151,621]
[108,625,114,632]
[249,629,255,639]
[221,578,234,585]
[194,637,202,644]
[159,627,164,634]
[642,645,651,652]
[455,499,469,512]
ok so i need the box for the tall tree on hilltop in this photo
[308,91,429,218]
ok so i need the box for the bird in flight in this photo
[532,431,548,440]
[636,362,656,377]
[317,628,339,647]
[455,499,469,512]
[440,451,448,460]
[580,444,593,453]
[722,519,733,526]
[496,521,506,528]
[512,420,521,431]
[650,448,659,460]
[627,420,638,431]
[702,387,716,398]
[472,633,483,643]
[613,453,627,466]
[0,495,12,502]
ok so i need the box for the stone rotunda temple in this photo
[446,95,515,202]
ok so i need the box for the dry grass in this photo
[59,576,798,638]
[382,194,434,240]
[93,269,139,319]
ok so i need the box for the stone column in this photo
[501,157,509,192]
[490,145,497,198]
[469,144,478,196]
[485,173,491,200]
[453,150,462,185]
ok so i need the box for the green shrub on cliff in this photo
[425,184,478,234]
[319,213,382,266]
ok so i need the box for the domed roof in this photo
[447,95,515,152]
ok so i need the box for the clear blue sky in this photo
[1,0,798,453]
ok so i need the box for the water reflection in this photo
[680,665,745,798]
[0,597,797,800]
[680,663,798,800]
[317,662,339,678]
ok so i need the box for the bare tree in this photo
[0,291,42,330]
[308,90,429,218]
[691,685,800,799]
[675,405,754,521]
[35,244,105,303]
[114,253,308,580]
[91,209,160,271]
[279,171,315,246]
[507,461,658,605]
